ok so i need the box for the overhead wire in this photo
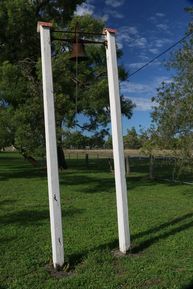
[128,30,193,79]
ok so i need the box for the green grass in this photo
[1,152,193,289]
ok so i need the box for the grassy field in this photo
[1,152,193,289]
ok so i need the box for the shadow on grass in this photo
[0,237,17,245]
[67,211,193,267]
[60,173,115,194]
[182,281,193,289]
[0,199,17,207]
[131,212,193,254]
[68,239,118,269]
[0,152,47,180]
[1,208,84,227]
[100,212,193,256]
[0,237,16,245]
[0,167,47,180]
[59,173,170,195]
[0,176,8,181]
[132,212,193,240]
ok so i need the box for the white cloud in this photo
[104,8,124,19]
[116,17,172,59]
[118,26,138,37]
[154,76,172,85]
[120,75,172,111]
[128,62,146,69]
[154,38,172,48]
[155,13,165,17]
[146,38,172,55]
[118,27,171,52]
[149,16,156,22]
[133,37,148,48]
[122,79,171,112]
[112,11,124,19]
[105,0,125,8]
[117,26,148,49]
[138,54,150,61]
[129,97,155,111]
[74,2,95,16]
[149,13,166,23]
[121,76,172,96]
[126,26,138,34]
[149,48,160,54]
[156,23,169,31]
[121,82,153,94]
[128,60,161,70]
[100,14,109,21]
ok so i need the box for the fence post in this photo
[125,156,130,175]
[85,153,89,168]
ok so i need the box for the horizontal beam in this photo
[51,37,105,45]
[52,30,105,36]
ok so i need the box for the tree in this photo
[140,127,161,179]
[0,106,15,150]
[0,0,84,62]
[104,135,112,149]
[0,1,134,167]
[62,130,105,149]
[151,19,193,177]
[88,133,105,148]
[123,127,141,149]
[0,0,85,158]
[63,131,89,149]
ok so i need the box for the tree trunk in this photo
[85,153,89,168]
[21,149,38,167]
[108,158,114,172]
[57,145,67,170]
[149,154,154,179]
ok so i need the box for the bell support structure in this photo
[37,22,131,266]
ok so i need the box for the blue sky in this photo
[75,0,192,134]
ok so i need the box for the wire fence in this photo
[64,149,193,184]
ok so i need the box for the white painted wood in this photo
[105,29,130,253]
[39,24,64,268]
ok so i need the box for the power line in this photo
[128,30,193,79]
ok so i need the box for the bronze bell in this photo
[70,39,88,61]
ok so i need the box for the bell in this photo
[70,39,88,61]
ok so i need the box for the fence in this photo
[63,149,193,183]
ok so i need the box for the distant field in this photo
[64,149,174,159]
[1,152,193,289]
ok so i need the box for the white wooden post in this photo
[105,28,130,253]
[37,22,64,268]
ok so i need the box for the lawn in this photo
[1,152,193,289]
